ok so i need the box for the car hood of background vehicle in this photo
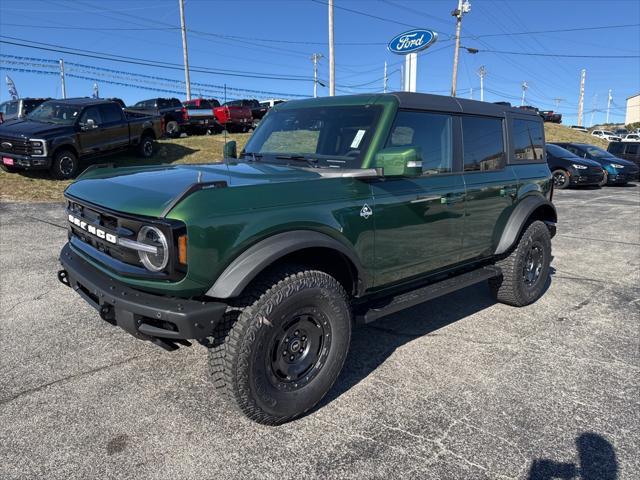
[594,156,637,168]
[0,119,73,139]
[557,156,601,167]
[65,162,331,217]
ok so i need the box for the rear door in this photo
[460,115,518,260]
[371,110,466,287]
[97,103,129,150]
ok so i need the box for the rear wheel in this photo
[137,135,155,158]
[165,120,180,138]
[552,169,570,189]
[49,149,79,180]
[489,220,552,307]
[208,265,352,425]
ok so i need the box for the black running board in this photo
[356,266,501,324]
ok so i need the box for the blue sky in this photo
[0,0,639,125]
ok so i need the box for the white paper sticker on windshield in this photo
[350,129,366,149]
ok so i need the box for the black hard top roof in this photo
[390,91,537,117]
[44,97,117,106]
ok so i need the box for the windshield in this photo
[28,102,81,125]
[243,104,382,168]
[584,145,614,158]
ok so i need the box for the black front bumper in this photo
[58,243,227,350]
[1,152,50,170]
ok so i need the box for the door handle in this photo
[411,195,441,204]
[443,194,465,205]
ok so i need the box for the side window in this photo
[0,102,6,114]
[5,101,19,115]
[385,111,453,174]
[98,104,123,123]
[626,144,639,155]
[79,107,102,126]
[462,116,505,171]
[512,119,544,161]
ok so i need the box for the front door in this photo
[98,103,129,151]
[459,115,518,260]
[371,110,465,288]
[77,106,104,156]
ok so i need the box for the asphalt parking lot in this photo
[1,185,638,480]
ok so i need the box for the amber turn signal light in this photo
[178,235,188,264]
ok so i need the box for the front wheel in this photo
[552,169,570,189]
[598,170,608,187]
[208,265,352,425]
[489,220,552,307]
[49,149,79,179]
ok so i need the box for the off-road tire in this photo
[552,169,570,189]
[49,149,79,180]
[137,135,155,158]
[208,265,352,425]
[489,220,551,307]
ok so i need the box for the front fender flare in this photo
[495,196,557,255]
[206,230,367,299]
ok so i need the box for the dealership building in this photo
[626,93,640,125]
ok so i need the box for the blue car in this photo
[551,143,640,186]
[546,144,604,189]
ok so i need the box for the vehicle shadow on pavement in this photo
[527,432,617,480]
[319,271,554,411]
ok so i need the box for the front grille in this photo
[587,166,602,175]
[0,137,30,155]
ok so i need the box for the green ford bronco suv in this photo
[58,92,556,424]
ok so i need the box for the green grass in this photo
[0,124,611,203]
[0,133,250,203]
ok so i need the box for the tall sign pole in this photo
[606,89,612,124]
[178,0,191,100]
[59,59,67,99]
[477,65,486,102]
[577,69,586,127]
[450,0,471,97]
[388,29,438,93]
[328,0,335,96]
[383,61,388,93]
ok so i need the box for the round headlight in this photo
[137,226,169,272]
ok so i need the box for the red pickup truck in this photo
[208,99,252,133]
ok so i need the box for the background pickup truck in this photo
[0,97,50,124]
[128,97,188,137]
[0,98,162,179]
[224,98,266,127]
[214,101,253,132]
[540,110,562,123]
[182,98,221,134]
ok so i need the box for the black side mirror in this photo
[224,140,237,159]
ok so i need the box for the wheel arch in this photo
[495,195,557,256]
[141,127,156,140]
[205,230,367,299]
[51,142,79,160]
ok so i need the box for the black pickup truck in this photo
[129,97,187,137]
[0,98,162,179]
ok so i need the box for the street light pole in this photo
[178,0,191,100]
[328,0,335,96]
[59,58,67,99]
[477,65,485,102]
[451,0,470,97]
[521,81,528,106]
[311,53,323,98]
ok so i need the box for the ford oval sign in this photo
[388,29,438,55]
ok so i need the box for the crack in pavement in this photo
[3,289,53,314]
[0,352,154,406]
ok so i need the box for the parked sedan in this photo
[546,144,604,189]
[552,142,640,186]
[591,130,622,142]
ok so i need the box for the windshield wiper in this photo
[275,154,319,168]
[240,151,263,161]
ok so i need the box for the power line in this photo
[309,0,420,29]
[465,23,640,39]
[463,46,640,59]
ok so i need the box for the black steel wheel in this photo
[489,220,552,307]
[137,135,155,158]
[208,265,351,425]
[552,169,570,189]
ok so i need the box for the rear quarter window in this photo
[512,118,545,162]
[462,116,505,171]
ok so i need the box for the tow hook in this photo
[99,304,116,324]
[57,270,70,287]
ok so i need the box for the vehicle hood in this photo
[556,156,601,167]
[593,156,637,168]
[65,161,334,217]
[0,119,74,139]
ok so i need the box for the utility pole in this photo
[178,0,191,100]
[577,68,586,127]
[59,59,66,99]
[450,0,471,97]
[328,0,335,96]
[383,61,388,93]
[469,87,473,99]
[521,81,528,106]
[477,65,486,102]
[311,53,323,98]
[553,97,564,109]
[606,89,612,124]
[589,93,598,127]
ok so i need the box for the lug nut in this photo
[294,330,299,336]
[285,337,289,343]
[290,355,294,361]
[301,335,306,341]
